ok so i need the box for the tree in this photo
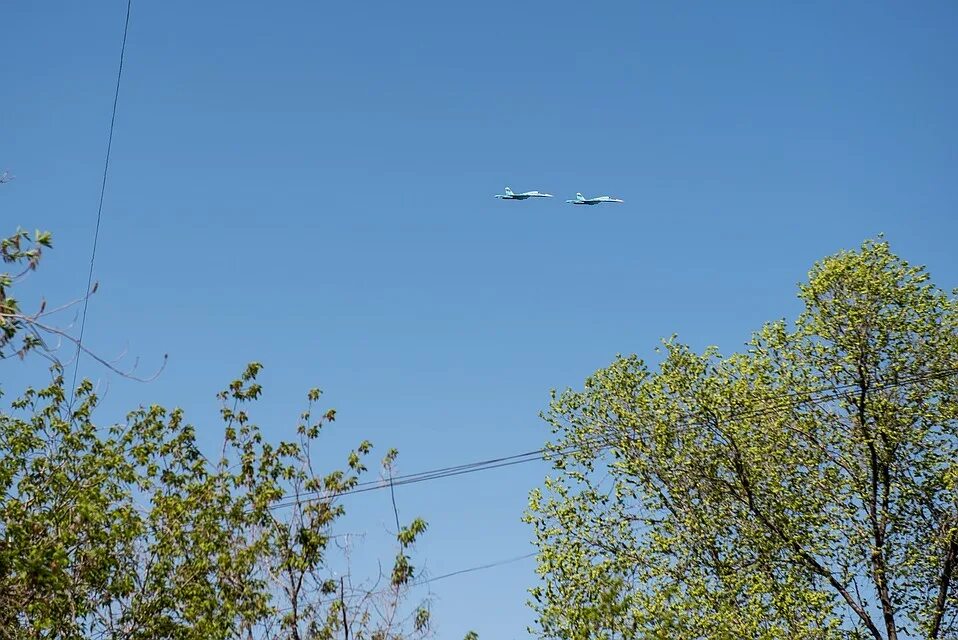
[0,227,452,639]
[526,239,958,640]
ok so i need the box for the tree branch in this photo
[2,311,167,382]
[856,365,897,640]
[726,436,885,640]
[930,528,957,639]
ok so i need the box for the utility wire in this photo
[274,550,539,614]
[69,0,133,413]
[265,366,958,512]
[265,448,562,511]
[416,552,537,586]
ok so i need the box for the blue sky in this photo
[2,1,958,637]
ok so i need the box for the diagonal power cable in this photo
[68,0,134,413]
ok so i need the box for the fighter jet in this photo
[566,192,624,205]
[494,186,554,200]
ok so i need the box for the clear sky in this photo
[2,2,958,637]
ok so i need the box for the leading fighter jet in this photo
[566,192,624,205]
[494,186,554,200]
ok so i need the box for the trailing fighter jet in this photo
[566,192,624,205]
[494,186,554,200]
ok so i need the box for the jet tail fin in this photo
[576,193,585,202]
[504,187,514,196]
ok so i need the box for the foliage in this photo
[1,227,52,360]
[0,227,442,639]
[526,239,958,640]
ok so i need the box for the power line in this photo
[265,447,558,511]
[416,552,537,586]
[274,550,539,614]
[69,0,133,412]
[265,366,958,511]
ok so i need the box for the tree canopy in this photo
[0,228,449,639]
[527,239,958,640]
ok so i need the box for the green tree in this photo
[0,228,441,639]
[526,239,958,640]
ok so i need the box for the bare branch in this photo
[2,311,167,382]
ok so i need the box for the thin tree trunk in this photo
[341,576,349,640]
[857,370,897,640]
[929,531,957,639]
